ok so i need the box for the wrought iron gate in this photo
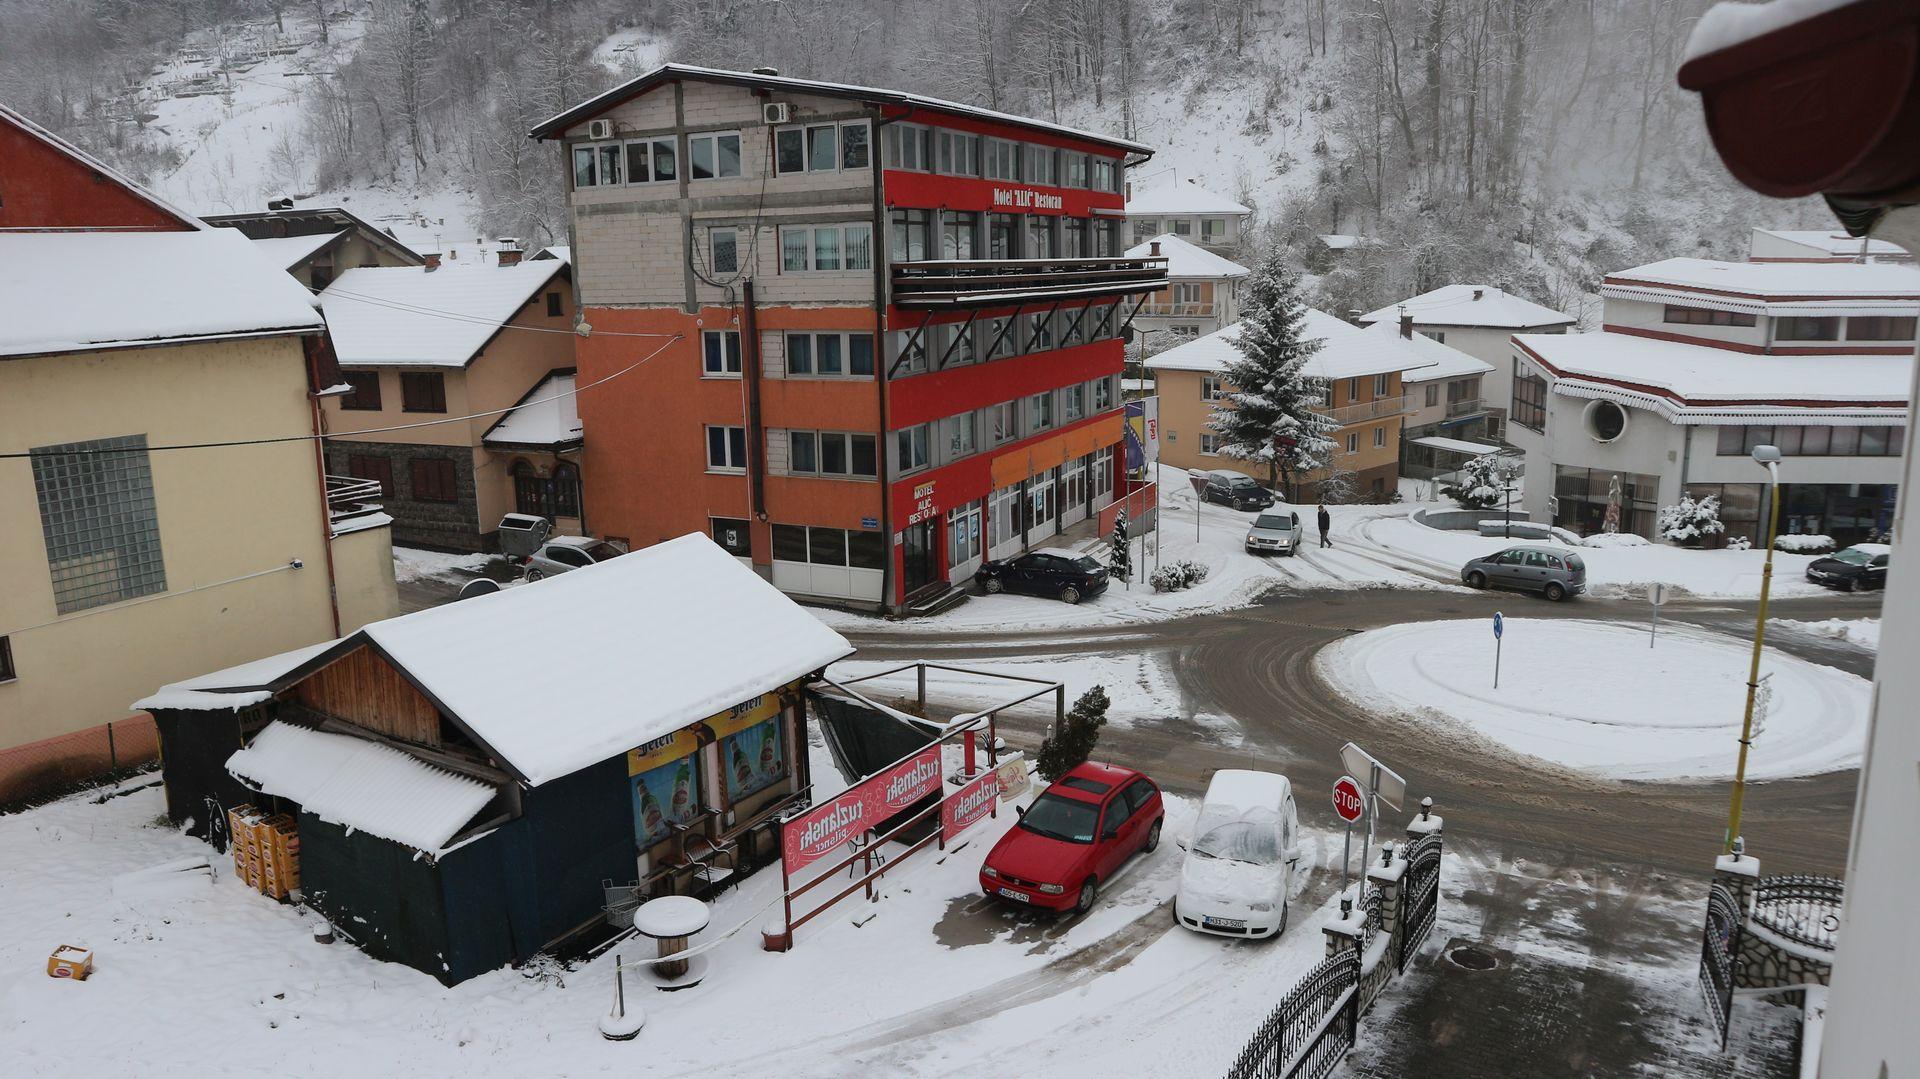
[1398,834,1442,971]
[1225,948,1361,1079]
[1698,882,1742,1048]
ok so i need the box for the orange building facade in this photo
[537,67,1166,610]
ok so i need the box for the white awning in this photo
[1411,435,1501,456]
[226,721,496,854]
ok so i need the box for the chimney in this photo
[1150,240,1162,257]
[497,237,522,267]
[423,252,441,272]
[1472,287,1484,301]
[1398,305,1413,339]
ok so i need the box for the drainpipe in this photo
[872,105,910,610]
[307,391,344,639]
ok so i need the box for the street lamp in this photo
[1724,444,1784,854]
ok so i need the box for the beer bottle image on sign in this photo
[732,740,753,788]
[640,785,666,835]
[672,761,693,817]
[758,730,777,779]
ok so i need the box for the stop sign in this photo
[1331,775,1365,823]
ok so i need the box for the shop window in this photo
[711,517,752,558]
[723,716,786,801]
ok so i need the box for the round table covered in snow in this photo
[633,896,710,984]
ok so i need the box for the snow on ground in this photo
[811,465,1446,635]
[1315,618,1870,782]
[391,546,493,584]
[0,776,1342,1076]
[830,650,1208,737]
[1359,507,1834,600]
[1772,617,1881,651]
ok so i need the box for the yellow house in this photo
[318,251,581,552]
[1144,311,1436,498]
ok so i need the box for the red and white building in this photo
[532,66,1166,612]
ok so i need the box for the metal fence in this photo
[1750,875,1845,952]
[1398,834,1442,972]
[0,715,160,810]
[1698,882,1743,1049]
[1224,949,1361,1079]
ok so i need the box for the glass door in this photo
[903,519,938,596]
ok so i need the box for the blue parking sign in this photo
[1493,612,1504,639]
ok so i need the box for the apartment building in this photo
[1125,233,1248,343]
[1509,258,1916,542]
[1122,178,1252,253]
[1144,312,1435,498]
[1363,317,1500,480]
[532,65,1166,611]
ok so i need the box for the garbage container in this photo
[497,513,550,560]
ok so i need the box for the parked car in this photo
[1460,545,1587,601]
[518,535,626,580]
[1203,470,1277,511]
[975,548,1110,604]
[981,762,1165,914]
[1806,543,1891,592]
[1175,769,1300,939]
[1245,509,1303,556]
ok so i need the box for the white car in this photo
[518,535,626,580]
[1174,769,1300,939]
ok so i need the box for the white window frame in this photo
[893,330,928,376]
[884,123,932,171]
[706,425,748,472]
[623,137,679,185]
[937,129,979,176]
[1023,143,1057,186]
[1373,426,1386,449]
[1028,391,1055,432]
[1345,432,1359,454]
[896,423,931,474]
[1064,383,1086,422]
[784,331,875,378]
[990,401,1020,445]
[702,330,742,377]
[1094,376,1115,411]
[1202,375,1225,401]
[983,138,1019,181]
[775,121,871,176]
[945,412,978,459]
[709,226,739,275]
[1200,433,1221,456]
[779,224,875,272]
[1373,373,1391,396]
[948,500,983,566]
[687,131,743,180]
[785,429,876,478]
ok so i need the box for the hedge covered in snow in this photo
[1150,559,1212,593]
[1658,494,1725,547]
[1774,534,1836,554]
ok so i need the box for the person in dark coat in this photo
[1317,504,1332,548]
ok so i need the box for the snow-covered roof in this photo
[1603,258,1920,308]
[0,229,325,359]
[1751,229,1908,259]
[351,533,852,786]
[1318,235,1382,251]
[249,230,345,270]
[531,64,1150,155]
[1143,311,1439,381]
[1125,233,1248,279]
[532,245,570,262]
[483,370,582,449]
[1411,435,1501,456]
[1357,285,1574,329]
[319,257,569,368]
[1124,181,1250,216]
[226,720,496,854]
[1364,321,1495,383]
[1515,331,1913,418]
[133,639,340,713]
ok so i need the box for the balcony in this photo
[325,474,385,527]
[1316,394,1412,426]
[1136,301,1217,318]
[1445,396,1486,418]
[891,256,1169,310]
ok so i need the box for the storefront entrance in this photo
[902,519,938,597]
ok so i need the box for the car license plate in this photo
[1203,916,1246,929]
[998,887,1031,903]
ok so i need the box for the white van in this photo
[1174,769,1300,939]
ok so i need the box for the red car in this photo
[980,762,1165,914]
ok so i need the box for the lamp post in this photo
[1724,444,1784,854]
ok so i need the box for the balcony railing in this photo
[325,474,384,526]
[1316,394,1412,426]
[891,256,1169,310]
[1137,301,1217,318]
[1445,396,1486,418]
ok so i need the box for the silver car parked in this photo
[1245,510,1303,556]
[1460,545,1587,601]
[519,535,627,580]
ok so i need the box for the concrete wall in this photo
[0,337,354,750]
[330,521,401,631]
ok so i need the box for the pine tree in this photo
[1658,493,1725,547]
[1442,451,1520,510]
[1210,250,1337,500]
[1036,685,1111,782]
[1109,509,1131,583]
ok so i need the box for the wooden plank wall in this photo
[294,646,442,746]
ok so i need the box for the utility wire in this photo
[307,280,681,339]
[0,335,681,459]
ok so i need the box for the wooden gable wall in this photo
[293,645,442,746]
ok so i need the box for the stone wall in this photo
[325,441,484,552]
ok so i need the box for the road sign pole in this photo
[1649,583,1666,648]
[1493,611,1505,689]
[1341,823,1353,897]
[1359,763,1378,890]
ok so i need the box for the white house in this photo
[1364,319,1499,479]
[1125,233,1249,342]
[1507,257,1916,544]
[1357,285,1575,441]
[1749,227,1913,264]
[1122,178,1252,252]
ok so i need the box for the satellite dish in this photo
[456,578,502,601]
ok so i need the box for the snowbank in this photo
[1314,618,1870,781]
[391,547,493,583]
[1772,618,1880,651]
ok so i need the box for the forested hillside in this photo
[0,0,1828,319]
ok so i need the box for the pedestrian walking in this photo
[1317,504,1332,548]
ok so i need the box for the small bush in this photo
[1774,534,1835,555]
[1150,559,1212,593]
[1658,493,1725,547]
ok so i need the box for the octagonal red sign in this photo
[1332,775,1365,823]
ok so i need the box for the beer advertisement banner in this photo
[783,745,943,874]
[941,769,1000,843]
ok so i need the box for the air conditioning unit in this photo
[587,118,614,140]
[762,102,791,125]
